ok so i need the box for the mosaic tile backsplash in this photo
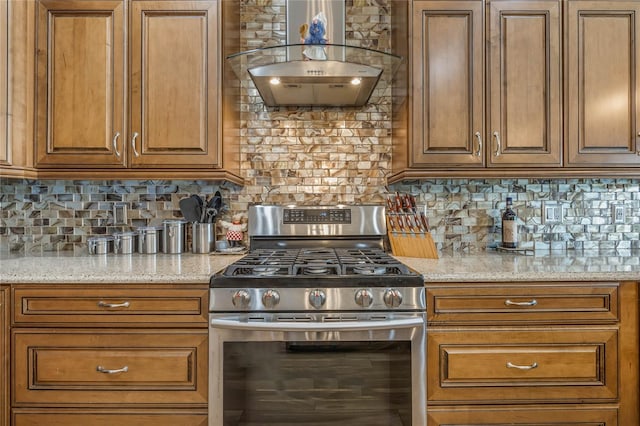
[1,178,639,254]
[1,1,639,254]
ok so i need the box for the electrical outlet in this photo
[113,203,128,225]
[542,202,564,224]
[612,204,625,224]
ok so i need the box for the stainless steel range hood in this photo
[227,44,402,107]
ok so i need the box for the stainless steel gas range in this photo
[209,205,426,426]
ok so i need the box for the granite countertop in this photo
[398,249,640,282]
[0,252,244,284]
[0,250,638,284]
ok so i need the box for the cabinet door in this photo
[428,406,618,426]
[487,0,562,166]
[12,410,207,426]
[411,0,484,167]
[35,0,126,167]
[129,0,220,168]
[566,0,640,166]
[427,327,619,403]
[12,329,208,406]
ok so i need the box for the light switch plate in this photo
[612,204,625,224]
[542,202,564,224]
[113,203,128,225]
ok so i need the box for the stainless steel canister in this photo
[162,220,186,254]
[192,222,215,253]
[113,231,137,254]
[136,226,163,254]
[87,236,114,255]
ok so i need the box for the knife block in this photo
[386,213,438,259]
[387,229,438,259]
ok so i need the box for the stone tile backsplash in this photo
[1,178,638,254]
[1,1,639,254]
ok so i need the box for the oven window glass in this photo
[223,341,412,426]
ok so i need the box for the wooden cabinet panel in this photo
[566,0,640,165]
[427,405,618,425]
[12,329,208,406]
[35,0,126,167]
[129,0,220,168]
[411,0,484,167]
[427,327,618,403]
[12,287,208,327]
[487,0,562,166]
[427,283,619,324]
[13,409,207,426]
[1,287,7,426]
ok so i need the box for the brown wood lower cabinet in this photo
[9,284,209,425]
[425,281,639,425]
[427,405,618,425]
[12,409,207,426]
[1,287,8,426]
[12,330,207,406]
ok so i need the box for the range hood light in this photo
[350,77,361,85]
[270,77,281,85]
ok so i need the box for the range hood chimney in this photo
[227,44,402,107]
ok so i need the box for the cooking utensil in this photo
[205,191,222,223]
[179,196,202,223]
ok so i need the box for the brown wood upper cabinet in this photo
[408,0,562,169]
[565,0,640,166]
[34,0,234,173]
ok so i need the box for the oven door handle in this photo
[210,317,424,332]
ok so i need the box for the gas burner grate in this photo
[222,248,415,277]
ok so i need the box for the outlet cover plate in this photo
[612,204,625,224]
[542,202,564,224]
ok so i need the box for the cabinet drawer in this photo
[12,409,207,426]
[12,287,208,326]
[427,327,618,403]
[12,330,207,406]
[427,405,618,425]
[426,283,619,324]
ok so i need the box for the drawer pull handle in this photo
[96,365,129,374]
[97,301,131,309]
[506,361,538,370]
[504,299,537,307]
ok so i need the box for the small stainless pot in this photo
[162,220,186,254]
[136,226,163,254]
[87,236,114,255]
[113,231,137,254]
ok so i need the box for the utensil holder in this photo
[192,222,215,253]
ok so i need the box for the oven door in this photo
[209,313,426,426]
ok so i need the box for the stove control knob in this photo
[262,289,281,309]
[355,289,373,307]
[383,288,403,308]
[232,290,251,308]
[308,289,326,309]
